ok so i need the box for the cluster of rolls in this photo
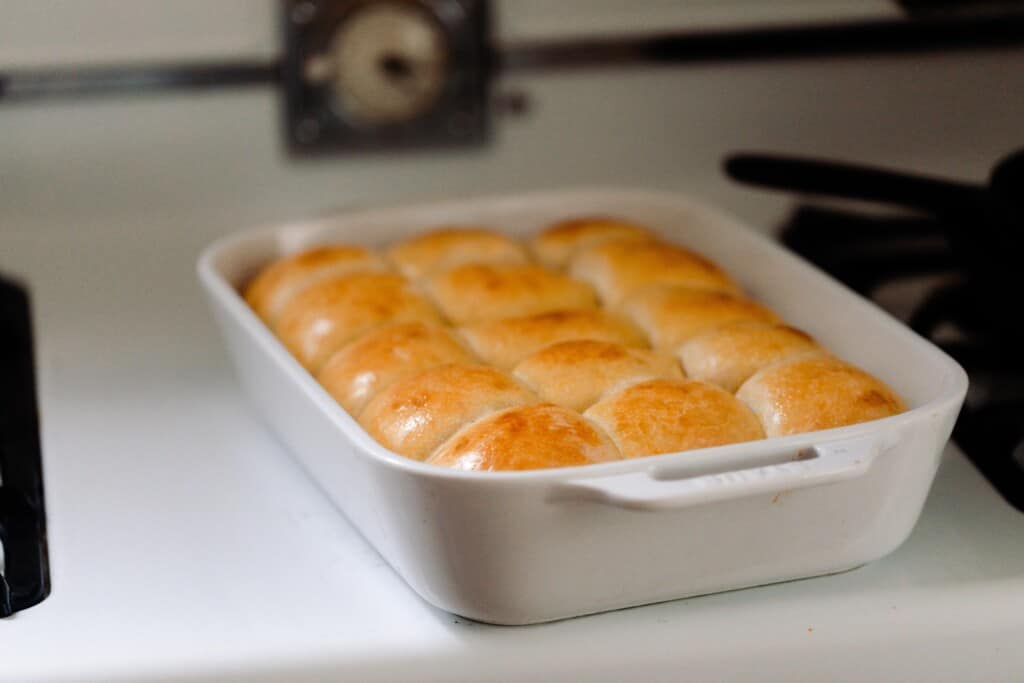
[243,217,906,471]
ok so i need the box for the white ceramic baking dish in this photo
[197,188,967,625]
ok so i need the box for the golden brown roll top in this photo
[429,403,621,471]
[386,227,529,279]
[316,322,475,415]
[568,241,741,305]
[584,379,765,459]
[619,285,781,351]
[459,309,648,370]
[678,322,826,393]
[359,364,537,461]
[736,357,906,438]
[273,272,443,372]
[243,217,908,471]
[531,217,655,269]
[425,263,598,325]
[243,245,389,324]
[513,340,683,412]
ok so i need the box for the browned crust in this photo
[585,379,764,458]
[243,245,388,323]
[317,322,475,415]
[514,340,683,412]
[273,273,442,372]
[736,357,907,437]
[386,227,528,279]
[569,241,741,304]
[677,321,825,392]
[531,217,655,268]
[429,403,621,471]
[358,364,537,460]
[426,263,598,325]
[460,309,649,369]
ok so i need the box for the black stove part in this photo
[903,280,1024,345]
[955,400,1024,511]
[499,12,1024,72]
[900,0,1024,16]
[777,207,960,297]
[774,206,954,252]
[0,62,280,103]
[988,148,1024,253]
[730,149,1024,339]
[0,276,50,617]
[724,154,984,217]
[727,149,1024,513]
[0,5,1021,115]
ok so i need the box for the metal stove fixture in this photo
[726,149,1024,512]
[282,0,490,152]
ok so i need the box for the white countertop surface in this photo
[1,229,1023,682]
[1,27,1022,676]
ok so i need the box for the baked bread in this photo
[359,364,537,460]
[317,322,475,415]
[425,263,598,325]
[584,379,765,459]
[459,309,648,370]
[243,246,389,324]
[243,212,905,471]
[386,227,529,279]
[678,322,826,392]
[619,285,781,351]
[531,217,654,269]
[274,273,443,372]
[429,403,621,471]
[513,340,683,412]
[568,241,741,305]
[736,357,906,438]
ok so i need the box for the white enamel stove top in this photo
[0,225,1022,682]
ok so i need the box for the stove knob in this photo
[307,2,449,126]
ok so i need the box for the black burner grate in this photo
[728,149,1024,512]
[0,275,51,616]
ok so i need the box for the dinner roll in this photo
[531,217,655,269]
[359,364,537,460]
[569,241,741,305]
[620,285,781,351]
[274,273,443,372]
[317,322,475,415]
[425,263,598,325]
[584,379,765,459]
[386,227,529,279]
[678,322,826,393]
[460,309,648,370]
[513,340,683,412]
[429,404,621,471]
[243,245,389,324]
[736,357,906,438]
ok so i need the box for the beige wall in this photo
[1,2,1020,372]
[0,1,898,67]
[1,2,1021,245]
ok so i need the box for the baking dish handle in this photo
[555,434,881,512]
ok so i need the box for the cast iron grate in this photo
[726,149,1024,513]
[0,275,51,616]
